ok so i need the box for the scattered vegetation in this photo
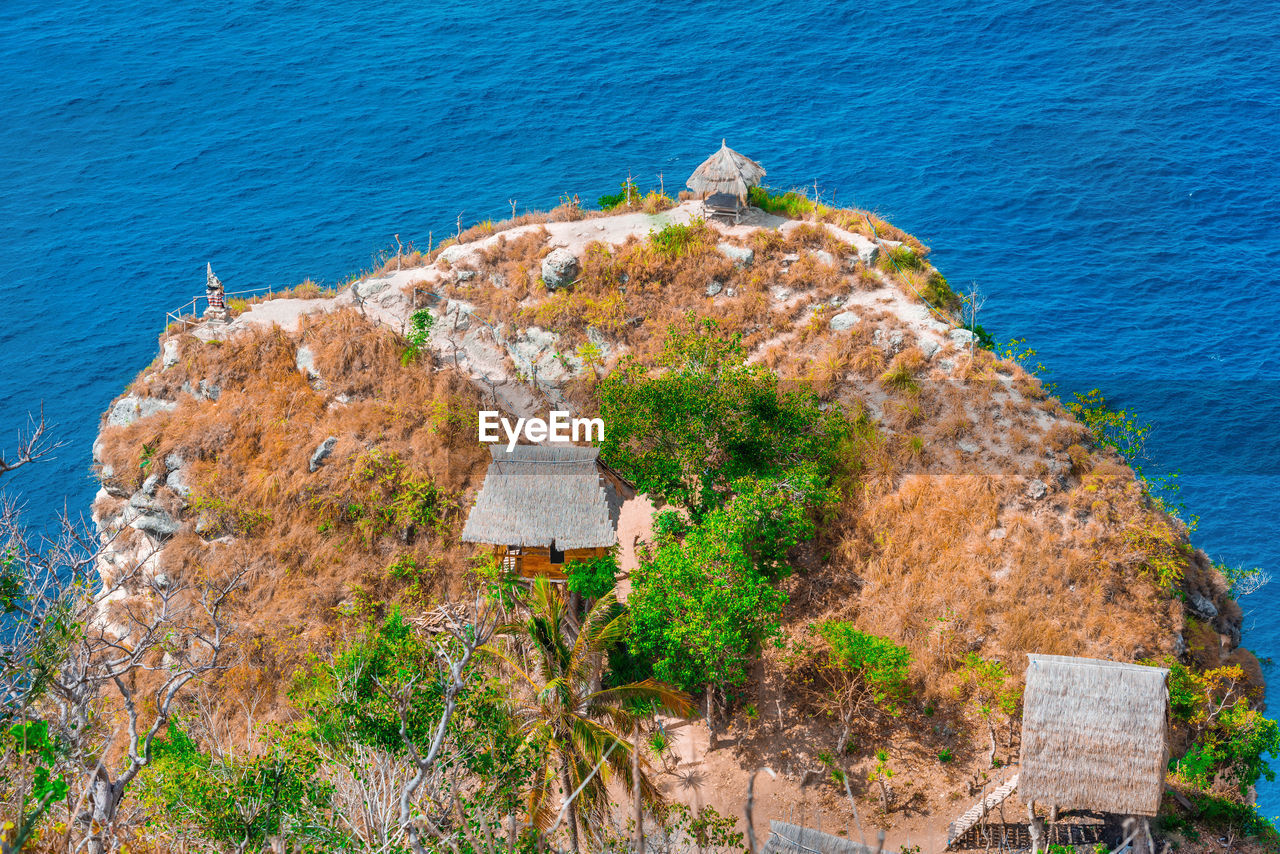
[7,187,1273,850]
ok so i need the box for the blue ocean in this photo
[2,0,1277,813]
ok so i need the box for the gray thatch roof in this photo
[1020,654,1169,817]
[686,141,766,201]
[460,445,625,550]
[762,821,878,854]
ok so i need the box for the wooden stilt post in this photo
[1028,801,1042,854]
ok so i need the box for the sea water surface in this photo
[2,0,1278,813]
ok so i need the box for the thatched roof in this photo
[686,140,766,201]
[762,821,878,854]
[460,446,629,550]
[1020,654,1169,816]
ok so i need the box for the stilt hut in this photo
[1020,654,1170,849]
[686,140,766,223]
[460,445,634,579]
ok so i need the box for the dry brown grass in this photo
[95,310,493,728]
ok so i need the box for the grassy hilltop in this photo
[5,185,1275,853]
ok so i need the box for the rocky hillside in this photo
[89,195,1260,846]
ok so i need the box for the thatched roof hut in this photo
[762,821,878,854]
[1020,654,1170,817]
[460,445,632,550]
[686,140,766,202]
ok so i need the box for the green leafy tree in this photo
[486,579,691,853]
[953,654,1021,767]
[290,607,530,853]
[598,319,843,518]
[144,723,337,853]
[1161,660,1280,797]
[798,622,912,753]
[1,720,69,854]
[628,474,825,737]
[564,552,619,602]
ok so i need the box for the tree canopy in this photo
[598,319,844,517]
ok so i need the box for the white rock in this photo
[295,345,320,380]
[705,282,723,297]
[858,243,880,267]
[949,328,977,348]
[874,329,905,355]
[131,511,181,539]
[717,243,754,268]
[1027,479,1049,500]
[354,277,392,299]
[541,248,579,290]
[958,440,980,454]
[830,312,859,332]
[106,395,177,428]
[162,339,180,369]
[920,338,940,360]
[166,468,192,499]
[437,244,472,266]
[771,286,792,302]
[813,250,836,267]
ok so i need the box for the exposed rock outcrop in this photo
[540,248,579,290]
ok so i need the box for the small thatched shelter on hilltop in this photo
[460,445,634,579]
[1020,654,1169,817]
[686,140,766,203]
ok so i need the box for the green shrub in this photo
[748,186,815,218]
[1160,659,1280,797]
[879,363,920,394]
[598,319,844,517]
[818,621,912,714]
[598,179,640,210]
[920,271,961,312]
[938,748,953,763]
[402,308,435,364]
[878,245,923,272]
[648,219,712,259]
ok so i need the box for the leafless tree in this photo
[317,742,417,853]
[0,408,64,477]
[386,592,499,854]
[3,423,244,854]
[45,555,247,854]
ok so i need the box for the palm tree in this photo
[486,577,692,853]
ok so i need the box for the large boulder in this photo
[1188,590,1219,621]
[131,510,181,540]
[541,249,580,290]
